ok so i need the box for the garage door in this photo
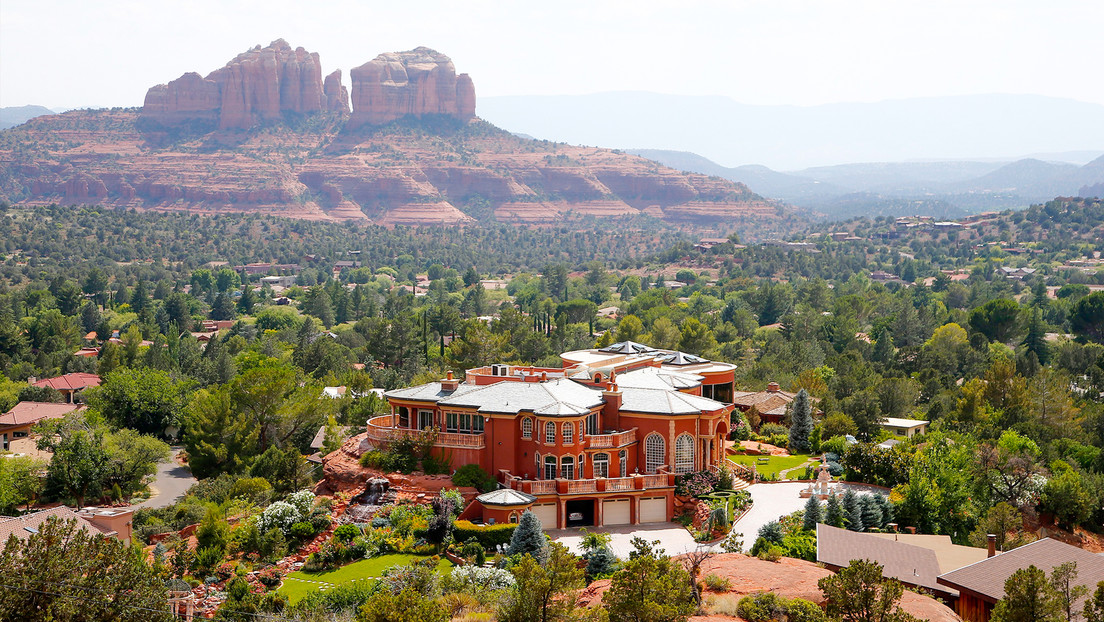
[604,499,631,526]
[530,503,558,528]
[640,497,667,523]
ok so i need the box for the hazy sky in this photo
[2,0,1102,111]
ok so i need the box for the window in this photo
[645,433,665,474]
[586,412,598,436]
[418,409,433,430]
[544,455,558,480]
[545,421,556,444]
[675,433,695,474]
[619,450,627,477]
[560,456,575,480]
[509,512,519,523]
[446,412,458,433]
[594,453,609,478]
[397,406,409,428]
[521,417,533,439]
[460,414,472,434]
[579,454,585,478]
[473,416,484,434]
[562,422,574,445]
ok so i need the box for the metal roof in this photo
[476,488,537,507]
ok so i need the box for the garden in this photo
[673,467,753,543]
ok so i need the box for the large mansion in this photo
[375,342,735,529]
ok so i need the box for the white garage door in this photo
[530,503,558,528]
[640,497,667,523]
[604,499,631,526]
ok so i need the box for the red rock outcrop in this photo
[142,39,333,130]
[349,47,476,127]
[323,70,350,114]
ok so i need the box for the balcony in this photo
[501,472,673,496]
[365,416,485,449]
[585,428,637,449]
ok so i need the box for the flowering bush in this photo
[676,470,720,497]
[444,565,515,593]
[257,501,300,534]
[214,561,237,580]
[257,567,282,589]
[287,490,315,517]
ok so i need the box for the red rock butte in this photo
[141,40,472,130]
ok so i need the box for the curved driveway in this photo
[129,447,197,510]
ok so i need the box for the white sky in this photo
[2,0,1102,111]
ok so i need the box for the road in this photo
[129,447,197,510]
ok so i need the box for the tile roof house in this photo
[936,538,1104,622]
[732,382,821,424]
[377,343,736,529]
[0,506,133,544]
[31,373,101,403]
[0,401,84,451]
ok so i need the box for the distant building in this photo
[31,373,101,403]
[880,417,929,438]
[0,402,85,451]
[732,382,821,424]
[0,506,134,544]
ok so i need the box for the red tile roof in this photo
[0,506,112,543]
[0,402,83,428]
[32,373,101,392]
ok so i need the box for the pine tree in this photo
[843,489,864,532]
[508,510,547,561]
[1022,308,1049,365]
[860,495,883,531]
[826,493,845,528]
[788,389,814,453]
[803,494,823,531]
[872,329,895,365]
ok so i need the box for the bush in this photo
[360,450,386,469]
[257,566,282,589]
[785,598,827,622]
[334,523,361,543]
[451,464,498,493]
[703,573,731,591]
[452,520,517,549]
[737,592,787,622]
[821,436,849,456]
[289,522,316,541]
[676,470,719,497]
[422,452,452,476]
[760,423,788,438]
[192,545,224,578]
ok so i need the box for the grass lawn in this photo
[277,554,454,604]
[727,453,812,478]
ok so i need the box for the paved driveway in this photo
[730,482,887,544]
[129,447,197,510]
[549,522,702,558]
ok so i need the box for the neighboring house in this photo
[31,373,101,403]
[0,402,84,452]
[0,505,134,544]
[937,538,1104,622]
[817,524,987,604]
[375,341,735,529]
[732,382,821,424]
[880,417,929,438]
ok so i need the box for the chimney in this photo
[441,370,459,392]
[602,383,622,431]
[987,534,996,558]
[767,382,780,393]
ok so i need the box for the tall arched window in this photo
[645,433,665,474]
[619,450,627,477]
[593,453,609,478]
[562,422,574,445]
[544,455,558,480]
[521,417,533,439]
[545,421,556,444]
[674,433,695,474]
[560,456,575,479]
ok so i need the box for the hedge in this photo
[453,520,517,548]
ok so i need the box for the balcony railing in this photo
[365,416,485,449]
[603,477,635,491]
[527,480,557,495]
[585,428,637,449]
[501,472,672,496]
[566,479,598,494]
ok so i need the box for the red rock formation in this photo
[323,70,350,114]
[142,39,333,130]
[349,47,476,127]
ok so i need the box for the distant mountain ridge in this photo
[0,105,56,130]
[480,92,1104,171]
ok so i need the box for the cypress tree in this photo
[826,493,845,528]
[788,389,814,453]
[803,494,823,531]
[508,510,547,561]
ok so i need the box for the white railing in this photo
[603,477,634,491]
[528,480,557,495]
[566,479,598,494]
[642,474,669,489]
[586,428,637,448]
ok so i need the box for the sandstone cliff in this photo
[349,47,475,128]
[142,39,344,130]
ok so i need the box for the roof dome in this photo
[476,488,537,507]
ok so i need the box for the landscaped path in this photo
[549,522,701,558]
[129,447,197,510]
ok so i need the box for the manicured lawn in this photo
[277,554,454,604]
[727,453,812,478]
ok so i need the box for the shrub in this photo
[257,502,301,534]
[676,470,719,497]
[757,544,783,562]
[737,592,787,622]
[289,522,316,541]
[360,450,386,469]
[821,436,849,456]
[703,573,732,591]
[785,598,827,622]
[192,545,224,578]
[760,423,788,438]
[443,565,515,593]
[452,520,517,549]
[334,523,361,543]
[422,452,452,475]
[214,561,237,580]
[451,464,498,493]
[586,545,618,578]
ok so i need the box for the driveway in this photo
[129,447,197,510]
[730,482,888,545]
[549,522,702,558]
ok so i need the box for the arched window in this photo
[509,511,519,523]
[545,421,556,444]
[560,455,575,480]
[593,453,609,478]
[645,434,665,474]
[544,455,558,480]
[578,454,585,478]
[562,422,574,445]
[619,449,627,477]
[675,433,695,474]
[535,452,540,466]
[521,417,533,439]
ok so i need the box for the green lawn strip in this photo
[727,453,811,478]
[277,554,454,604]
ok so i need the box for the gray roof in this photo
[817,523,952,597]
[385,381,481,403]
[438,377,603,416]
[598,340,657,355]
[619,386,726,415]
[616,367,702,391]
[937,538,1104,605]
[476,488,537,507]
